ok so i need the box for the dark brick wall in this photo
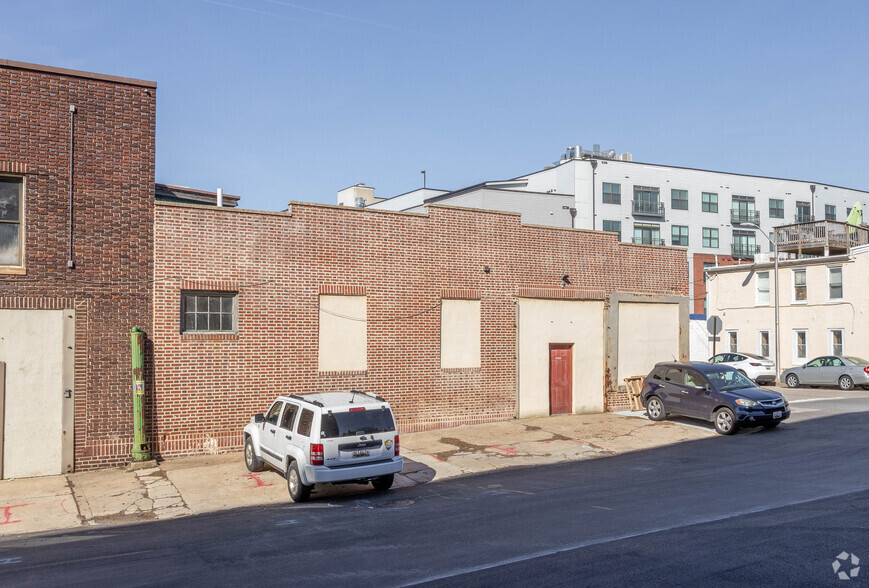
[0,62,155,469]
[150,202,688,458]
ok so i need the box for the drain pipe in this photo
[67,105,76,269]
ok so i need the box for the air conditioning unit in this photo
[755,253,771,263]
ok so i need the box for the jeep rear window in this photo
[297,408,314,437]
[320,409,396,439]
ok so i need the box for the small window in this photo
[702,227,719,248]
[280,403,299,430]
[769,199,784,219]
[671,225,688,247]
[756,272,770,305]
[793,269,807,302]
[758,331,770,358]
[297,408,314,437]
[182,291,237,332]
[828,266,843,300]
[794,330,807,361]
[830,329,844,356]
[602,220,621,240]
[796,201,812,222]
[684,369,705,388]
[663,368,684,384]
[727,330,738,353]
[702,262,715,283]
[265,402,283,426]
[825,204,836,221]
[0,176,23,267]
[671,189,688,210]
[701,192,718,213]
[602,183,621,204]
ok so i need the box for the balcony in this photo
[632,200,665,217]
[776,220,869,257]
[795,213,815,223]
[632,237,666,246]
[731,243,760,259]
[730,209,760,225]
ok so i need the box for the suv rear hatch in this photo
[320,406,397,467]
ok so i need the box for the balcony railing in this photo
[730,209,760,225]
[632,237,666,246]
[632,200,665,217]
[775,220,869,257]
[795,213,815,223]
[731,243,760,258]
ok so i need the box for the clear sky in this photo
[3,1,869,211]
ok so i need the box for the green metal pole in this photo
[131,326,150,461]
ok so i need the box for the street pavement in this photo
[0,385,865,586]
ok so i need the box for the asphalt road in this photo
[1,387,867,587]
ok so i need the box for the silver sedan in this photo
[781,356,869,390]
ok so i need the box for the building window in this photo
[793,269,807,302]
[602,220,621,240]
[825,204,836,221]
[758,331,770,358]
[732,196,756,224]
[671,225,688,246]
[701,192,718,213]
[0,177,23,266]
[828,266,843,300]
[602,183,621,204]
[829,329,844,356]
[732,230,756,257]
[182,292,237,332]
[769,199,784,219]
[756,271,770,305]
[702,227,719,248]
[727,330,738,353]
[671,189,688,210]
[632,186,661,215]
[796,201,812,223]
[769,231,775,253]
[633,223,661,246]
[319,294,367,371]
[441,299,481,369]
[794,330,807,362]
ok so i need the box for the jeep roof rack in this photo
[360,390,386,402]
[290,394,324,408]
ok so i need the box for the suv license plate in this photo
[353,450,370,458]
[773,411,782,419]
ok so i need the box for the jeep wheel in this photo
[714,407,737,435]
[244,437,264,472]
[287,461,311,502]
[646,396,666,421]
[372,474,394,491]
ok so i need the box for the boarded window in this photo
[441,299,481,368]
[318,295,367,372]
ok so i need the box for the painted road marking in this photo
[275,519,298,526]
[0,557,22,565]
[789,397,845,403]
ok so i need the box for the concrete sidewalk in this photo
[0,411,710,537]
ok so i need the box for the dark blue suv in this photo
[640,361,790,435]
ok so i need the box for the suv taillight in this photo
[394,435,400,456]
[310,443,324,466]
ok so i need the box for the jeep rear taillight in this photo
[394,435,400,456]
[310,443,324,466]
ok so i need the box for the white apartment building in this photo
[360,146,869,330]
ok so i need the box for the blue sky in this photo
[3,1,869,210]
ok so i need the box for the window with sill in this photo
[828,266,843,300]
[602,183,621,204]
[793,269,807,302]
[702,192,718,213]
[0,176,23,267]
[756,272,770,305]
[182,291,237,333]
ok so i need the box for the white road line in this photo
[402,487,869,586]
[789,397,845,403]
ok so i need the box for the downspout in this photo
[67,104,76,269]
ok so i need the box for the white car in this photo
[709,352,776,384]
[243,391,403,502]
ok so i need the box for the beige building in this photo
[706,242,869,372]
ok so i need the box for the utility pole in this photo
[131,327,150,461]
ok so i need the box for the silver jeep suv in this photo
[243,391,402,502]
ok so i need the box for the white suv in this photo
[243,391,403,502]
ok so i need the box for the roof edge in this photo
[0,59,157,88]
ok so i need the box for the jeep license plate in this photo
[352,450,370,458]
[773,411,782,419]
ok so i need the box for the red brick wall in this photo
[152,202,688,458]
[0,62,155,469]
[692,253,746,314]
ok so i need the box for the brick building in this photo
[0,60,156,476]
[151,201,688,458]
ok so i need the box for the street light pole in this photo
[590,159,598,230]
[743,222,781,380]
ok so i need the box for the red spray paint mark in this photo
[241,474,274,488]
[57,498,75,515]
[488,445,520,455]
[0,504,31,525]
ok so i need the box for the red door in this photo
[549,344,573,415]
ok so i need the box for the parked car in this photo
[641,361,790,435]
[708,352,776,384]
[243,391,403,502]
[780,356,869,391]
